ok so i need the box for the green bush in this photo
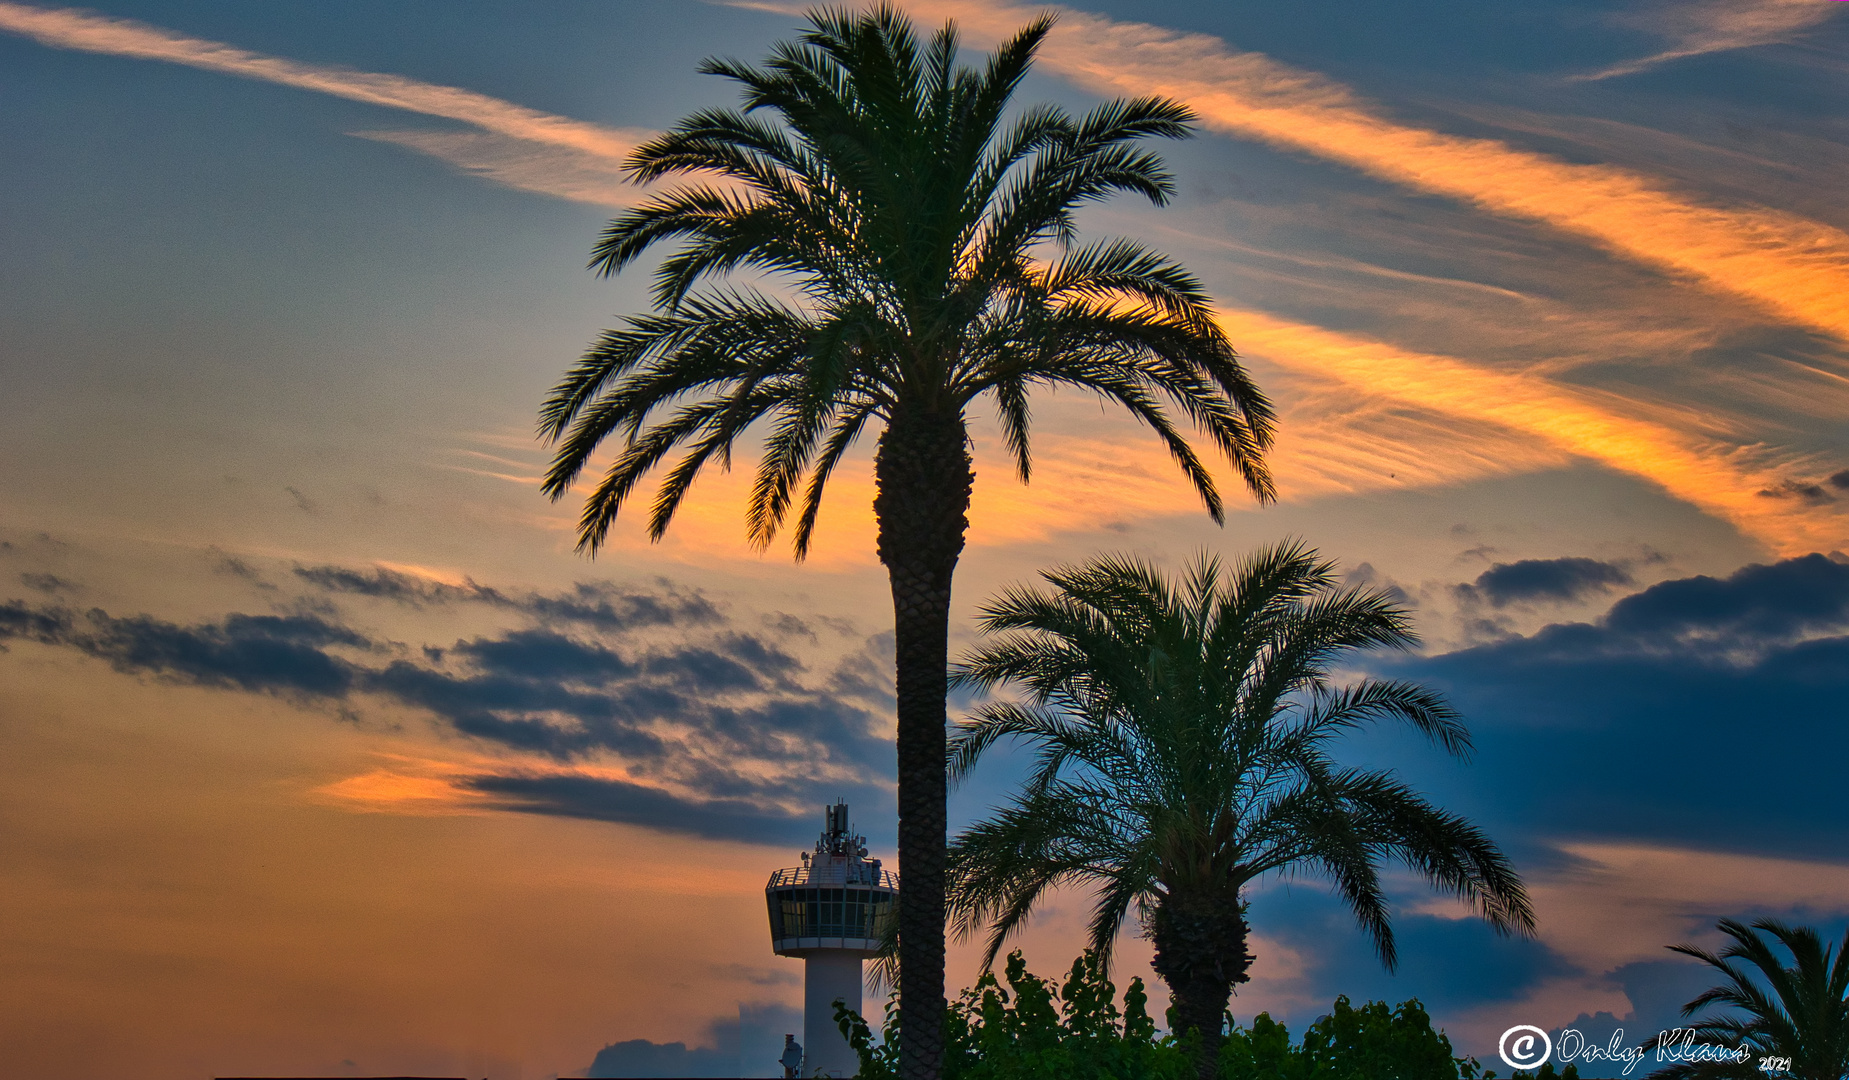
[1221,997,1486,1080]
[836,952,1496,1080]
[837,950,1188,1080]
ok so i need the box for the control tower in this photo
[766,802,898,1078]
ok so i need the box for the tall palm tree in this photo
[944,543,1533,1080]
[536,9,1275,1079]
[1643,918,1849,1080]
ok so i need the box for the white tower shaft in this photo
[802,952,863,1078]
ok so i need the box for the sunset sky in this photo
[3,1,1848,1077]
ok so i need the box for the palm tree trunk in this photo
[1149,890,1254,1080]
[874,405,974,1080]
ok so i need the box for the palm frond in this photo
[1646,919,1849,1080]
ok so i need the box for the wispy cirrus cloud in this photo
[353,129,637,208]
[13,1,1841,555]
[1578,0,1845,81]
[881,0,1849,347]
[0,1,648,204]
[1217,309,1848,556]
[442,387,1573,567]
[445,300,1842,562]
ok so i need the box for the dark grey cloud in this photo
[1832,469,1849,490]
[1458,556,1634,607]
[636,633,806,694]
[18,572,74,595]
[1345,561,1416,607]
[1,569,895,846]
[1757,479,1835,504]
[586,1001,800,1079]
[0,601,365,698]
[293,563,721,630]
[762,611,818,640]
[1376,554,1849,861]
[587,1038,739,1079]
[1595,552,1849,650]
[292,563,473,603]
[0,600,72,645]
[521,580,721,631]
[85,611,367,697]
[469,773,832,846]
[363,657,663,756]
[211,551,276,589]
[358,627,880,770]
[454,628,635,684]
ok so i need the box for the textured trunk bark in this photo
[874,405,973,1080]
[1149,890,1254,1080]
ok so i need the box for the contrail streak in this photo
[0,2,647,162]
[897,0,1849,346]
[1577,0,1843,81]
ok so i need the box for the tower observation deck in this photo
[766,802,897,1078]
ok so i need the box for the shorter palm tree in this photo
[1643,918,1849,1080]
[945,543,1534,1080]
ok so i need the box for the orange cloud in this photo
[1219,308,1846,556]
[897,0,1849,346]
[312,769,496,815]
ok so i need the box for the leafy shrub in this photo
[1222,997,1485,1080]
[838,952,1492,1080]
[837,950,1189,1080]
